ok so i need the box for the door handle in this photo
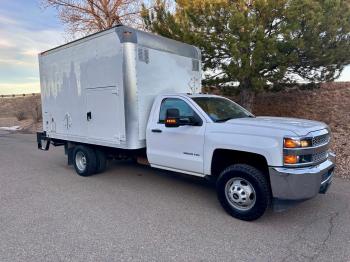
[151,129,162,133]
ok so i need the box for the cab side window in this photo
[159,98,195,123]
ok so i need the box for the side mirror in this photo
[165,108,180,128]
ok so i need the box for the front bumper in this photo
[269,152,335,200]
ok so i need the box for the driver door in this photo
[146,97,205,175]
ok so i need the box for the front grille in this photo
[312,134,329,146]
[312,151,328,163]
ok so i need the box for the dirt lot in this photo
[0,83,349,178]
[0,95,42,133]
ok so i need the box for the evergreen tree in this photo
[142,0,350,110]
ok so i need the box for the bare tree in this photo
[42,0,146,36]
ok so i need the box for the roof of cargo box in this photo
[40,25,201,60]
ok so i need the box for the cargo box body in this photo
[39,26,201,149]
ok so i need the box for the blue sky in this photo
[0,0,349,95]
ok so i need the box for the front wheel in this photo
[216,164,271,221]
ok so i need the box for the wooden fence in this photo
[0,93,40,98]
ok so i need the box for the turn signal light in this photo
[284,138,300,148]
[166,119,177,124]
[284,138,311,148]
[284,155,299,164]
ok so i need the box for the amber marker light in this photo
[166,119,177,124]
[284,156,299,164]
[284,138,300,148]
[284,155,299,164]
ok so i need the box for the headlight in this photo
[283,137,313,166]
[284,138,311,148]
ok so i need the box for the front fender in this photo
[204,131,284,175]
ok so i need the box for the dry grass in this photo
[14,111,26,121]
[0,95,42,132]
[0,95,41,118]
[31,103,42,123]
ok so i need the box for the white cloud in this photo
[20,48,40,57]
[0,38,14,47]
[1,27,64,55]
[0,13,65,94]
[0,82,40,95]
[0,14,18,25]
[0,58,34,66]
[26,76,40,81]
[0,27,64,68]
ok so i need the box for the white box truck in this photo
[37,25,335,221]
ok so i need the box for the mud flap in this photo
[65,143,74,166]
[37,132,50,151]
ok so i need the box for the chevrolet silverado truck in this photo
[37,25,335,221]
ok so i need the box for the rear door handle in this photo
[151,129,162,133]
[87,112,92,121]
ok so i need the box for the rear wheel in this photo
[95,149,107,173]
[216,164,270,221]
[73,145,97,176]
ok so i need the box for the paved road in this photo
[0,132,349,262]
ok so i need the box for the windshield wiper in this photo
[215,117,234,123]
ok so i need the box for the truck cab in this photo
[145,93,335,220]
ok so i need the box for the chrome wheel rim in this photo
[75,151,87,172]
[225,177,256,211]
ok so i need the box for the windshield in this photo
[192,97,253,122]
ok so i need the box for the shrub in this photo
[31,103,42,123]
[14,111,26,121]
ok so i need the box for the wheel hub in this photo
[225,177,256,211]
[75,151,87,172]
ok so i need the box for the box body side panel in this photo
[39,31,126,148]
[136,47,201,140]
[38,27,202,150]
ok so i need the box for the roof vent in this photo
[138,48,150,64]
[192,59,199,71]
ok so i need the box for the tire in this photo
[95,149,107,174]
[216,164,271,221]
[73,145,97,176]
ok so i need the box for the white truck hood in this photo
[226,116,328,136]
